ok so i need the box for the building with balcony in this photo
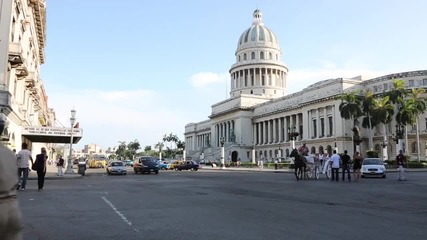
[184,9,427,163]
[0,0,82,158]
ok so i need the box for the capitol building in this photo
[184,9,427,163]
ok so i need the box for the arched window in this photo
[276,54,278,60]
[250,90,253,94]
[260,51,264,59]
[311,146,316,154]
[238,55,241,62]
[251,52,255,59]
[269,52,273,60]
[263,89,265,93]
[244,53,247,60]
[319,146,324,154]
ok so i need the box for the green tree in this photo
[372,95,394,159]
[338,91,363,152]
[144,145,152,152]
[360,90,379,150]
[404,88,427,161]
[115,141,127,160]
[127,140,141,160]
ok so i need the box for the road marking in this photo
[101,196,132,226]
[104,192,109,195]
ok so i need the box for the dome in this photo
[237,9,279,49]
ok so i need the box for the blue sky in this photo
[41,0,427,150]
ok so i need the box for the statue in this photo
[205,135,211,147]
[229,129,236,142]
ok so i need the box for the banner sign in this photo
[22,126,83,137]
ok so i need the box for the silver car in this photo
[361,158,386,178]
[106,161,127,175]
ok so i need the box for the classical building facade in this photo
[184,9,427,163]
[0,0,82,159]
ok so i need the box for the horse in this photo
[290,149,306,180]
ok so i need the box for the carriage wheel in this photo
[306,168,313,179]
[315,167,320,180]
[326,164,332,179]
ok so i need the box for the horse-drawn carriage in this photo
[290,149,326,180]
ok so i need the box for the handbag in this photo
[31,160,40,171]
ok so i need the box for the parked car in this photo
[169,160,185,170]
[361,158,386,178]
[124,160,134,167]
[134,157,160,174]
[174,160,200,171]
[157,160,170,170]
[106,161,127,175]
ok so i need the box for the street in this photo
[19,169,427,240]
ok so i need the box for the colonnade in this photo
[231,67,286,90]
[253,113,302,145]
[214,120,235,147]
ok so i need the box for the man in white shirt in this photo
[16,143,33,191]
[330,150,340,182]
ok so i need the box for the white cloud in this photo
[190,72,228,88]
[47,88,204,150]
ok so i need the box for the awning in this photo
[22,126,83,144]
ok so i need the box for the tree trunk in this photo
[416,118,421,162]
[382,124,388,161]
[368,112,373,150]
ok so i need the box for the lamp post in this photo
[65,109,76,174]
[392,124,404,154]
[220,137,225,169]
[288,126,299,149]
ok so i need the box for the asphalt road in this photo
[18,169,427,240]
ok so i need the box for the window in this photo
[269,52,272,60]
[245,76,247,87]
[251,52,255,59]
[328,116,333,136]
[262,76,265,85]
[244,53,247,60]
[313,119,317,138]
[251,75,254,86]
[383,83,388,91]
[238,55,241,62]
[276,54,278,60]
[373,86,378,92]
[268,75,272,85]
[260,51,264,59]
[320,118,325,137]
[411,142,417,153]
[409,79,414,87]
[423,78,427,86]
[263,89,265,93]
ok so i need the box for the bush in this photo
[366,150,378,158]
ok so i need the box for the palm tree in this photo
[360,90,378,150]
[386,79,408,153]
[338,91,363,152]
[407,88,427,161]
[372,96,394,160]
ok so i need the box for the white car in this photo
[361,158,386,178]
[106,161,127,175]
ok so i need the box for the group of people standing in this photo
[329,150,364,182]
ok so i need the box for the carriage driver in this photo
[298,142,309,156]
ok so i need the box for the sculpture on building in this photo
[229,129,236,142]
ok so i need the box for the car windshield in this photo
[112,162,123,166]
[363,159,383,165]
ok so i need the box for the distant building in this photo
[184,9,427,163]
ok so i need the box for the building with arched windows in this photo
[184,9,427,163]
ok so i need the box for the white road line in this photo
[101,196,132,227]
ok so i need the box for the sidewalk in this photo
[27,163,98,180]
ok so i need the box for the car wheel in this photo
[382,174,386,178]
[155,171,159,174]
[361,175,365,178]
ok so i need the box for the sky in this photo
[41,0,427,150]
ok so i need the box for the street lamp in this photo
[287,126,299,149]
[392,124,404,154]
[65,108,76,174]
[220,137,225,169]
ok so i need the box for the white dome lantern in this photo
[229,10,288,99]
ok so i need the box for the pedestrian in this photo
[16,143,34,191]
[298,142,309,156]
[396,150,407,181]
[274,158,278,170]
[56,156,64,176]
[35,148,48,191]
[352,151,363,181]
[330,150,340,182]
[0,120,24,239]
[341,150,351,182]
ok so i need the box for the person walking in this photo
[341,150,351,182]
[352,152,363,181]
[56,156,64,176]
[0,120,24,239]
[35,148,48,191]
[396,150,407,181]
[16,143,34,191]
[330,150,340,182]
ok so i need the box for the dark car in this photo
[133,157,160,174]
[174,160,200,171]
